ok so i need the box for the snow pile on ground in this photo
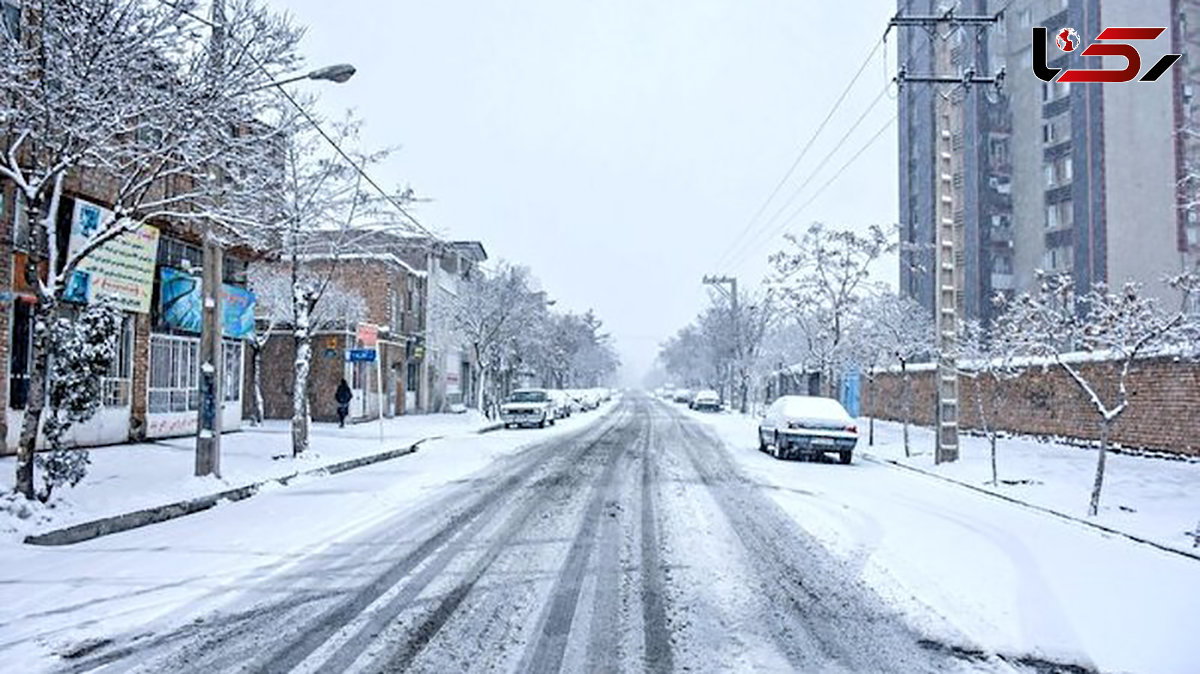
[0,412,496,543]
[677,402,1200,674]
[862,418,1200,554]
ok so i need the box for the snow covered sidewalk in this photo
[675,402,1200,674]
[0,412,499,544]
[861,418,1200,557]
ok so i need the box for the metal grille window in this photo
[101,317,134,407]
[149,335,199,413]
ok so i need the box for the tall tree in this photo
[769,222,893,398]
[0,0,305,498]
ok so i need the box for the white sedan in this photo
[757,395,858,464]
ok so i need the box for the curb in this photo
[477,422,504,434]
[23,438,435,547]
[862,453,1200,563]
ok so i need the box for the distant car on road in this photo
[500,389,558,428]
[690,390,721,412]
[757,395,858,464]
[672,389,693,404]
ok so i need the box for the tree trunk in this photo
[476,366,487,416]
[15,300,52,499]
[1088,419,1111,517]
[867,376,875,446]
[901,366,912,458]
[291,330,311,456]
[990,432,998,487]
[251,342,264,425]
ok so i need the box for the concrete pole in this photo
[197,0,226,477]
[196,235,223,477]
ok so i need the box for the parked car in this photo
[500,389,558,428]
[690,389,721,412]
[672,388,693,404]
[550,390,576,418]
[569,389,599,411]
[757,395,858,463]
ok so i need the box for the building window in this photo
[406,361,419,391]
[1043,245,1074,272]
[1,1,19,41]
[1043,114,1071,145]
[8,300,33,409]
[149,335,199,413]
[102,317,134,407]
[223,340,242,403]
[157,237,202,271]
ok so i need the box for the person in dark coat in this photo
[335,379,353,428]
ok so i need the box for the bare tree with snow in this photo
[850,289,934,456]
[768,222,894,398]
[0,0,306,498]
[957,315,1021,486]
[998,272,1199,516]
[246,264,366,426]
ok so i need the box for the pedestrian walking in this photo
[335,379,352,428]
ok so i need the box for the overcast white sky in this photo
[267,1,900,384]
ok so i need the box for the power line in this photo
[713,36,886,270]
[727,112,898,275]
[721,83,891,270]
[154,0,439,242]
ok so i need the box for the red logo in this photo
[1056,28,1079,52]
[1033,27,1181,83]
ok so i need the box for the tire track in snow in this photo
[668,407,966,673]
[638,404,674,674]
[375,403,639,673]
[517,398,645,673]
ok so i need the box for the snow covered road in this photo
[6,393,1193,672]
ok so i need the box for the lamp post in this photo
[195,61,357,478]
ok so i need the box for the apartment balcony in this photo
[991,273,1015,290]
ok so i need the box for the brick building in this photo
[252,236,488,422]
[253,253,428,422]
[0,180,257,455]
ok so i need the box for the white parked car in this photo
[500,389,558,428]
[757,395,858,464]
[690,389,721,412]
[550,389,576,418]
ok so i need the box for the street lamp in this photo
[195,62,357,478]
[245,63,358,92]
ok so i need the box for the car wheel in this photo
[772,432,783,460]
[839,451,852,465]
[539,419,548,428]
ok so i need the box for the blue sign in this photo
[347,349,376,362]
[159,267,256,339]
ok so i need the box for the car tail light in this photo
[845,425,858,433]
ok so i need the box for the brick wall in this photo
[862,356,1200,456]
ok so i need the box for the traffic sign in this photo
[357,322,379,347]
[347,348,376,362]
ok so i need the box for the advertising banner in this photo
[64,198,160,313]
[159,267,257,339]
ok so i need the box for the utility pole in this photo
[888,6,1004,464]
[196,0,226,477]
[702,275,740,411]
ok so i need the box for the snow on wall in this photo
[863,355,1200,456]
